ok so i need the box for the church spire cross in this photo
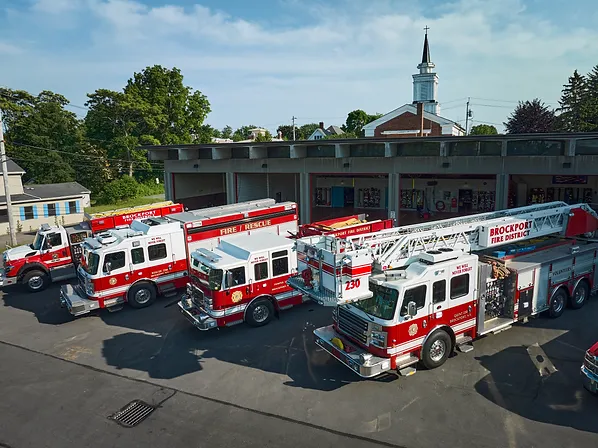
[421,28,431,64]
[424,25,430,34]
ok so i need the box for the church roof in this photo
[422,32,431,64]
[362,104,464,132]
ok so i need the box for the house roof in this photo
[326,125,344,135]
[362,104,464,132]
[6,159,25,174]
[0,182,90,206]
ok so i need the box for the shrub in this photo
[97,176,140,204]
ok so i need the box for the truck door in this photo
[397,282,431,346]
[101,250,128,293]
[445,262,476,332]
[250,252,270,296]
[41,231,70,267]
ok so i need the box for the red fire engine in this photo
[287,201,598,378]
[178,214,394,330]
[59,199,298,316]
[0,201,183,293]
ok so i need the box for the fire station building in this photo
[143,132,598,226]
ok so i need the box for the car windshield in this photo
[351,283,399,320]
[194,259,223,291]
[31,232,44,251]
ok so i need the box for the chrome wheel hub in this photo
[135,289,151,304]
[252,304,269,323]
[574,288,586,304]
[429,339,446,362]
[553,294,565,313]
[28,276,43,290]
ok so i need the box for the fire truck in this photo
[178,214,394,330]
[59,199,299,316]
[0,201,183,293]
[287,201,598,378]
[582,342,598,394]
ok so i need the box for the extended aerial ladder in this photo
[287,201,598,306]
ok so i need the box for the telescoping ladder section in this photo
[287,201,598,306]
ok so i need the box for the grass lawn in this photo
[84,195,167,214]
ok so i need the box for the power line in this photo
[2,155,163,173]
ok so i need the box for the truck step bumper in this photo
[60,284,100,317]
[177,300,218,331]
[581,366,598,394]
[0,268,17,287]
[313,325,391,378]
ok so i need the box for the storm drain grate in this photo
[109,400,156,428]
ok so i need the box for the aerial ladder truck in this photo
[287,201,598,378]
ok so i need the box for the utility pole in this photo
[292,116,297,141]
[465,97,472,135]
[0,109,17,246]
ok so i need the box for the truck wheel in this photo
[570,281,589,310]
[548,288,567,318]
[22,270,49,293]
[421,330,452,370]
[127,282,156,309]
[246,299,274,327]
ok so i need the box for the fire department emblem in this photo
[408,323,418,337]
[109,277,117,286]
[231,291,243,303]
[52,253,58,260]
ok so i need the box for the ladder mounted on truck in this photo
[287,201,598,306]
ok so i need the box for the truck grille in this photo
[584,351,598,376]
[338,306,368,345]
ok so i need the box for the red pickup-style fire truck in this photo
[0,201,183,293]
[178,214,394,330]
[288,201,598,378]
[59,199,299,316]
[582,342,598,394]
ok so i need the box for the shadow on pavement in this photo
[1,283,76,325]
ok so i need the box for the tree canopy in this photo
[343,109,382,136]
[469,124,498,135]
[504,99,556,134]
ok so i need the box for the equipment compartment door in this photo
[517,287,534,317]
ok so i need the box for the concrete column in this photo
[212,147,231,160]
[388,173,400,225]
[299,173,311,224]
[565,139,576,156]
[178,148,199,160]
[225,172,236,204]
[384,142,397,157]
[249,146,267,159]
[164,170,173,201]
[290,144,306,158]
[495,174,509,211]
[501,141,508,157]
[439,141,448,157]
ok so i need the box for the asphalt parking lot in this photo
[1,282,597,448]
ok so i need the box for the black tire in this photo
[548,288,567,318]
[421,330,452,370]
[22,270,50,293]
[569,281,590,310]
[127,282,156,309]
[246,299,274,327]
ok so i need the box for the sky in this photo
[1,0,598,134]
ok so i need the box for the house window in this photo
[69,201,77,214]
[23,206,34,220]
[0,208,7,223]
[47,203,56,217]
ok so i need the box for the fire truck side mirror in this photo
[104,262,112,275]
[225,271,233,288]
[407,301,417,317]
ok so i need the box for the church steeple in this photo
[412,26,439,115]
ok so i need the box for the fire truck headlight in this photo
[4,264,13,273]
[86,282,94,295]
[370,331,387,349]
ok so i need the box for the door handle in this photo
[436,305,441,310]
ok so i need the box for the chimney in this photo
[416,102,424,137]
[319,121,324,129]
[277,130,282,139]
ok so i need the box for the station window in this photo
[272,250,288,277]
[131,247,145,264]
[254,262,268,281]
[450,274,470,299]
[433,280,446,304]
[104,251,126,271]
[400,285,427,316]
[148,243,167,261]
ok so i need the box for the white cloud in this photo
[4,0,598,132]
[0,42,22,55]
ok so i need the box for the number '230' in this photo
[345,279,361,290]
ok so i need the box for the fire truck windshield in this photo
[351,284,398,321]
[196,261,223,291]
[82,251,100,276]
[31,232,44,251]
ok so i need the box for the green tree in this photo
[1,89,78,183]
[469,124,498,135]
[504,99,556,134]
[556,70,590,132]
[276,124,298,140]
[323,131,358,139]
[342,110,382,136]
[232,125,257,142]
[584,65,598,131]
[221,125,233,139]
[298,123,319,140]
[255,130,273,142]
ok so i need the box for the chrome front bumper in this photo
[581,365,598,394]
[313,325,391,378]
[177,296,218,331]
[0,268,17,288]
[59,284,100,317]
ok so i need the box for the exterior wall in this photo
[373,112,442,138]
[0,174,25,196]
[0,197,86,235]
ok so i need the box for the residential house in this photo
[308,122,345,140]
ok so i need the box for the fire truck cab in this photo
[179,232,300,330]
[60,217,188,316]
